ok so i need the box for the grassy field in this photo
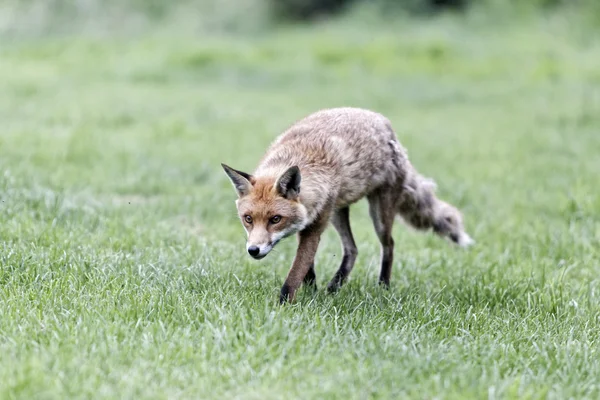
[1,9,600,399]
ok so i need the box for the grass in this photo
[1,9,600,399]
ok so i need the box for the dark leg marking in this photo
[378,240,394,288]
[279,282,291,304]
[327,207,358,293]
[303,262,318,291]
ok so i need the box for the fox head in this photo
[222,163,308,259]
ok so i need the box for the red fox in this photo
[222,107,473,303]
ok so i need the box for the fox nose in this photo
[247,246,260,257]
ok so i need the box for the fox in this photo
[222,107,474,303]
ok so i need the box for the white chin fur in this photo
[247,243,273,258]
[258,244,273,257]
[458,233,475,248]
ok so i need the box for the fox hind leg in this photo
[368,190,396,288]
[327,207,358,293]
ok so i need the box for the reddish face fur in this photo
[221,165,309,259]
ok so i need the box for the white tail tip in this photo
[458,233,475,248]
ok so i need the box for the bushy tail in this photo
[397,167,438,230]
[396,166,474,247]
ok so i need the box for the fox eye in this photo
[244,215,253,224]
[270,215,282,224]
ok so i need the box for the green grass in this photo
[1,10,600,400]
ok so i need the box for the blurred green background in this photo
[0,0,599,35]
[1,1,599,399]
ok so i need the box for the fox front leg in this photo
[279,200,333,304]
[279,230,322,303]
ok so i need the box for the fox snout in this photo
[246,242,274,260]
[245,226,278,260]
[247,245,260,257]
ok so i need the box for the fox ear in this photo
[221,163,253,197]
[276,166,301,200]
